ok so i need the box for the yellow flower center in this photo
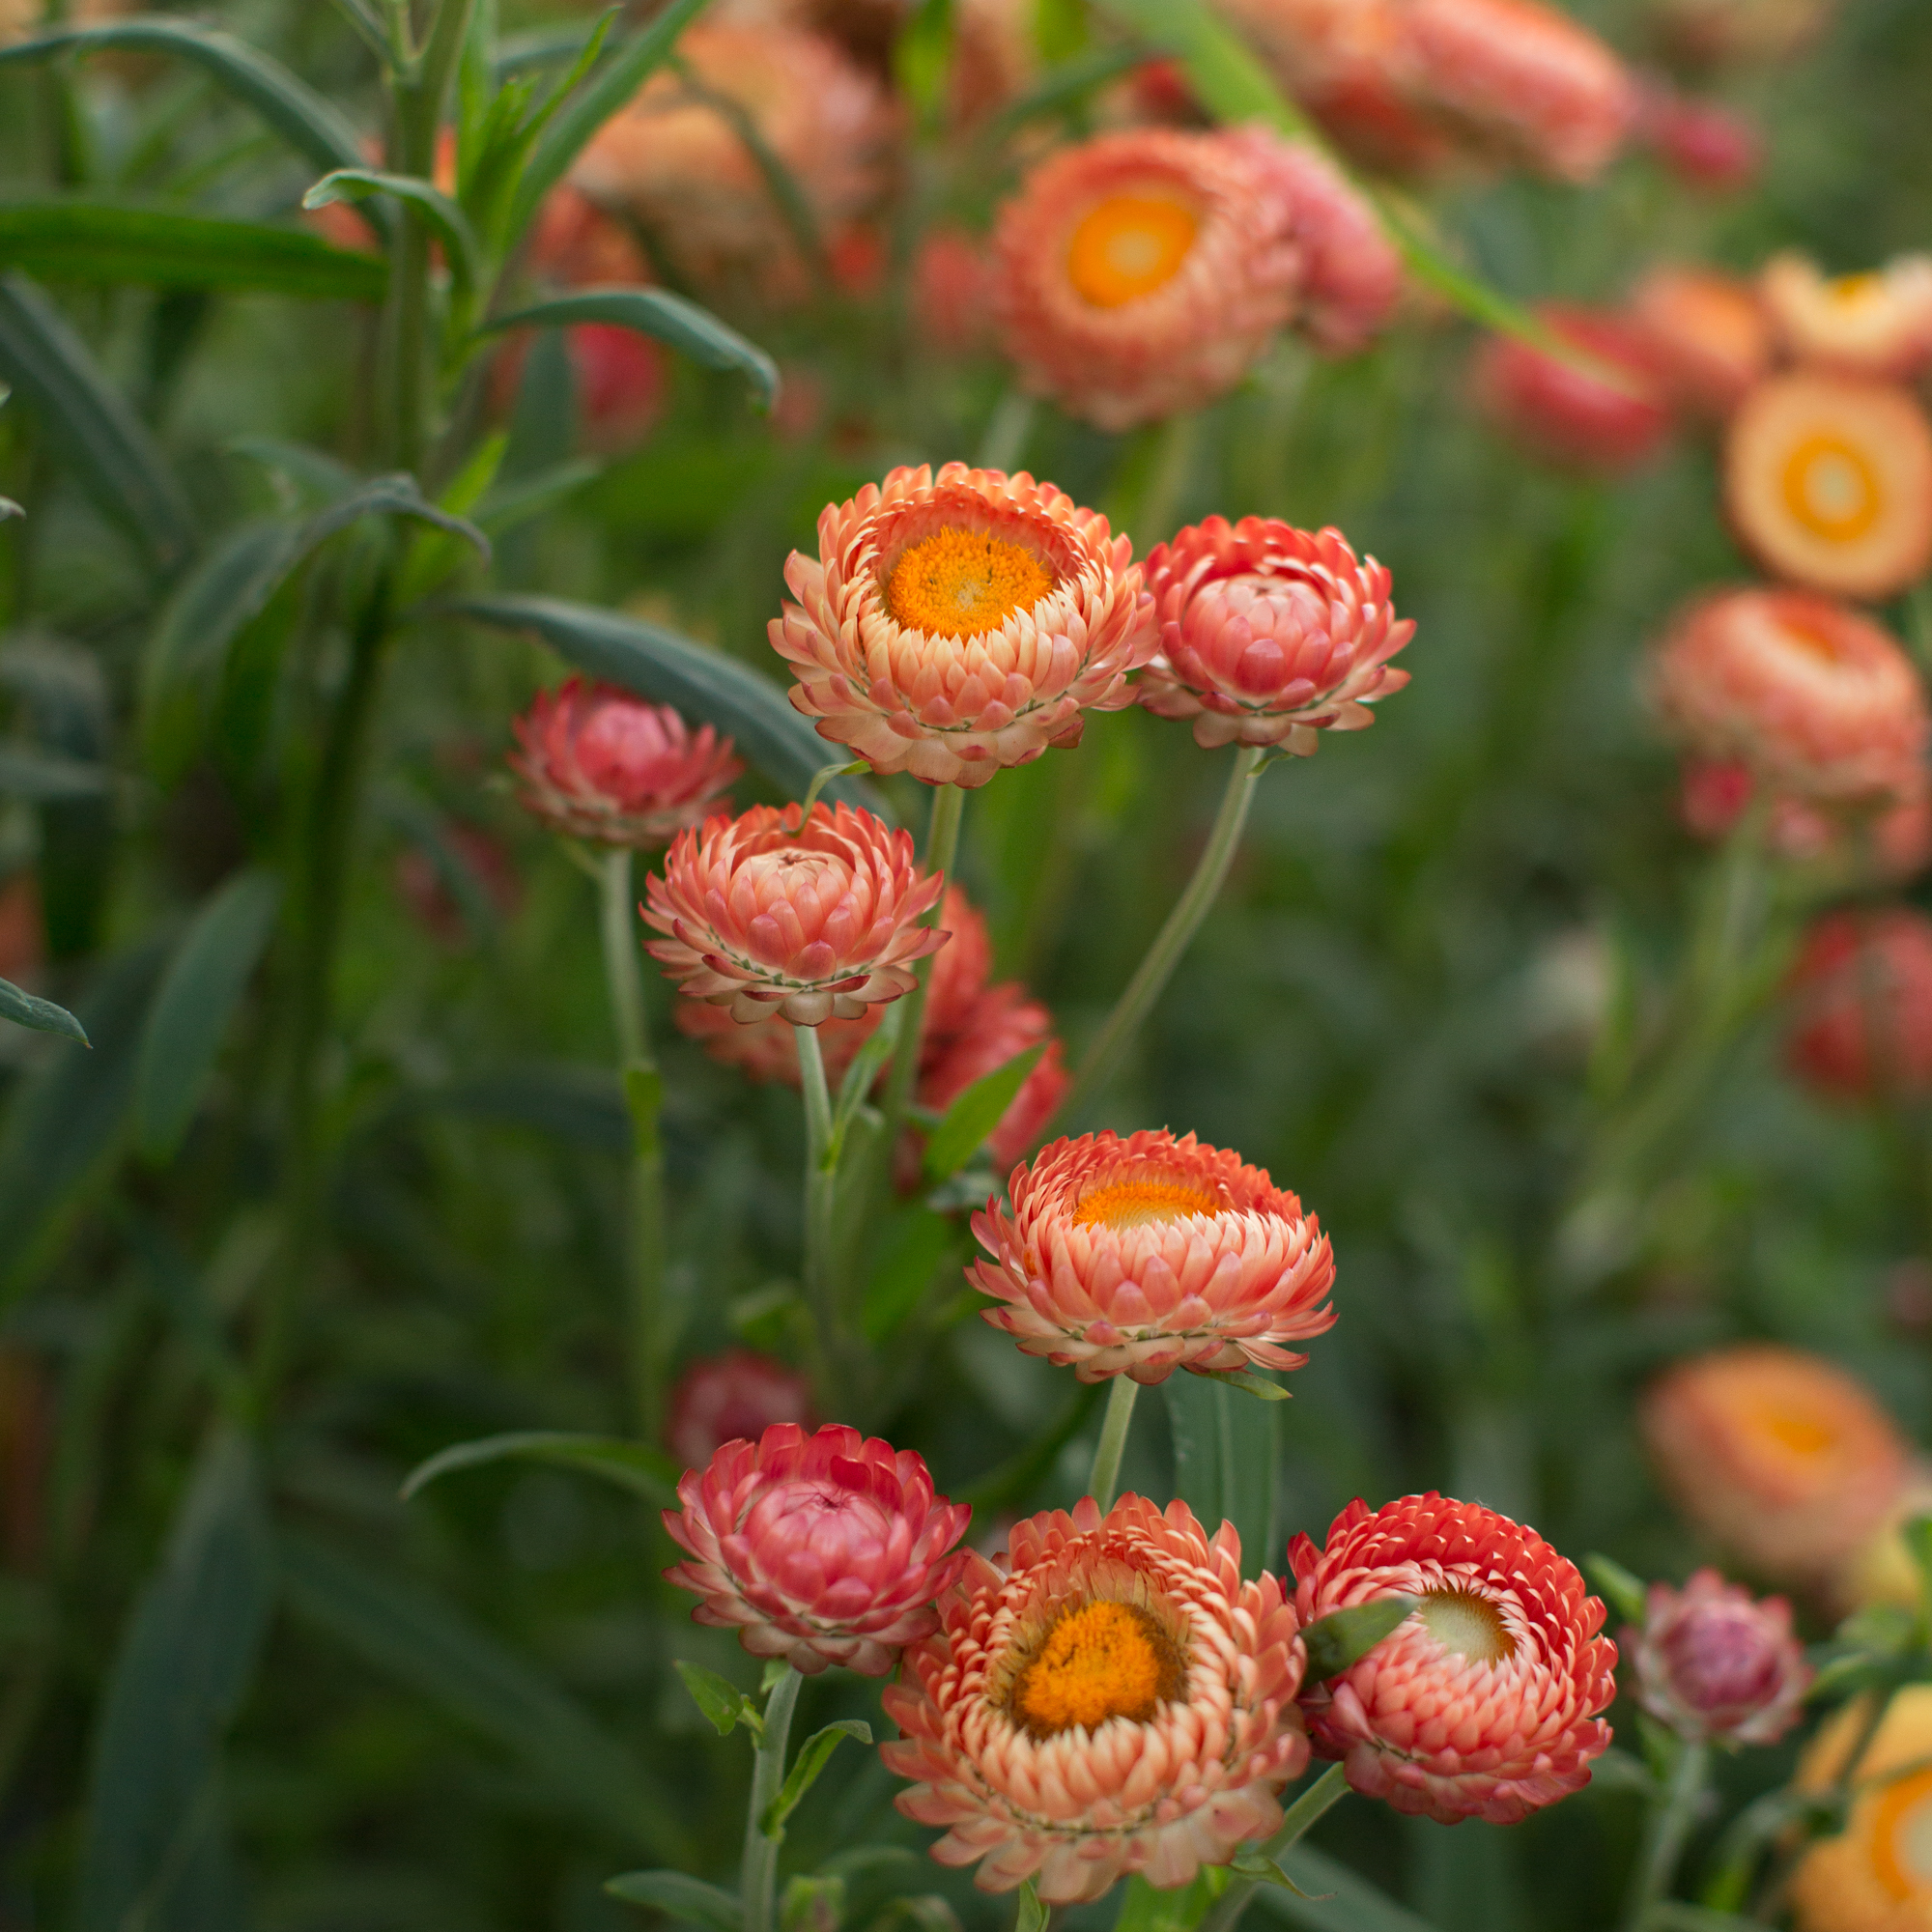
[884,529,1054,639]
[1419,1588,1516,1666]
[1827,271,1886,310]
[1065,192,1200,309]
[1781,432,1883,543]
[1748,1398,1838,1460]
[1010,1600,1180,1737]
[1871,1766,1932,1900]
[1072,1170,1220,1232]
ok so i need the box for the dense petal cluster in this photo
[1474,305,1674,472]
[771,464,1156,786]
[1137,518,1414,752]
[1786,910,1932,1100]
[881,1494,1309,1900]
[1761,251,1932,381]
[970,1128,1336,1384]
[1792,1687,1932,1930]
[664,1422,971,1675]
[643,801,946,1025]
[1631,265,1773,416]
[667,1349,815,1470]
[1631,1569,1810,1746]
[1290,1493,1616,1824]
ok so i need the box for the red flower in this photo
[666,1350,815,1469]
[1787,910,1932,1100]
[1474,305,1673,472]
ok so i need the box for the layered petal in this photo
[1631,1569,1810,1746]
[1762,251,1932,382]
[1792,1687,1932,1930]
[1474,304,1674,473]
[1631,265,1773,417]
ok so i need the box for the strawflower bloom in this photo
[1761,251,1932,382]
[1631,264,1773,417]
[771,464,1156,786]
[667,1349,815,1469]
[1136,517,1414,753]
[1723,372,1932,602]
[643,801,947,1025]
[1473,306,1673,473]
[1786,910,1932,1101]
[881,1494,1310,1900]
[1637,86,1763,193]
[509,680,740,846]
[1641,1345,1910,1587]
[1630,1569,1811,1746]
[666,1423,971,1675]
[1792,1687,1932,1931]
[1290,1493,1616,1824]
[969,1128,1336,1384]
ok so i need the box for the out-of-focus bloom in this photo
[989,128,1304,431]
[394,822,522,948]
[1652,0,1833,65]
[0,870,43,987]
[949,0,1037,130]
[667,1349,815,1468]
[1761,252,1932,384]
[771,463,1156,786]
[913,226,997,358]
[665,1422,971,1676]
[920,987,1068,1169]
[1631,265,1772,417]
[969,1128,1336,1384]
[1792,1687,1932,1931]
[643,801,947,1026]
[1473,305,1674,472]
[490,322,668,452]
[1724,372,1932,602]
[527,182,650,289]
[1786,911,1932,1101]
[1637,85,1764,193]
[882,1493,1309,1900]
[1648,587,1928,807]
[1641,1345,1910,1586]
[1678,759,1932,880]
[1631,1569,1811,1745]
[1136,517,1414,753]
[1290,1493,1616,1824]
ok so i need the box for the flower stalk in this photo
[794,1020,841,1382]
[1622,1739,1710,1932]
[1086,1376,1139,1511]
[1199,1760,1351,1932]
[879,781,966,1144]
[741,1664,803,1932]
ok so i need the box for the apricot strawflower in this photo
[1290,1492,1617,1824]
[969,1128,1336,1384]
[1761,251,1932,382]
[1787,910,1932,1101]
[1474,305,1674,472]
[666,1348,814,1469]
[1631,265,1772,417]
[1792,1687,1932,1931]
[881,1493,1309,1900]
[1631,1570,1811,1746]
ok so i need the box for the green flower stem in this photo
[741,1664,803,1932]
[977,387,1035,473]
[1056,745,1266,1129]
[1199,1760,1352,1932]
[879,782,967,1147]
[1622,1739,1710,1932]
[795,1020,841,1382]
[1086,1376,1139,1511]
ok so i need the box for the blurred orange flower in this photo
[1762,251,1932,382]
[1792,1688,1932,1931]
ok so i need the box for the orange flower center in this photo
[1781,432,1883,543]
[1065,192,1200,309]
[1072,1169,1220,1232]
[1772,613,1849,667]
[1870,1766,1932,1900]
[885,529,1054,639]
[1746,1397,1839,1461]
[1419,1587,1516,1665]
[1010,1600,1181,1737]
[1827,271,1886,310]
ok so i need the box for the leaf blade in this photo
[605,1871,743,1930]
[0,974,87,1044]
[760,1719,873,1838]
[399,1428,682,1505]
[1299,1596,1419,1681]
[923,1043,1042,1183]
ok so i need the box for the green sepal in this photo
[1299,1596,1419,1681]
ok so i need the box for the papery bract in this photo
[1631,264,1772,417]
[667,1349,815,1470]
[1761,251,1932,382]
[1792,1687,1932,1929]
[1631,1568,1810,1746]
[1787,910,1932,1101]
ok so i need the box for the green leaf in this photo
[446,595,890,817]
[605,1871,743,1930]
[1253,1848,1442,1932]
[673,1659,757,1737]
[894,0,955,130]
[1903,1513,1932,1613]
[1299,1596,1419,1681]
[781,1873,847,1932]
[1585,1551,1650,1631]
[923,1043,1042,1182]
[399,1427,681,1504]
[0,739,107,799]
[1165,1370,1278,1579]
[479,287,778,410]
[862,1203,960,1345]
[0,197,386,300]
[1014,1879,1048,1932]
[760,1719,872,1839]
[0,975,87,1044]
[303,169,479,296]
[0,273,193,572]
[1115,1872,1228,1932]
[133,868,282,1161]
[1198,1366,1293,1401]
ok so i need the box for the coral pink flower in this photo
[1137,517,1414,753]
[1290,1493,1616,1824]
[771,464,1156,787]
[643,802,947,1025]
[1474,305,1674,472]
[1631,1569,1811,1746]
[1679,759,1932,879]
[1787,911,1932,1100]
[509,680,740,846]
[1630,265,1772,417]
[913,226,997,358]
[665,1423,971,1676]
[526,182,649,289]
[1637,85,1763,193]
[667,1350,815,1470]
[970,1129,1336,1384]
[1761,252,1932,382]
[919,986,1068,1169]
[489,324,667,452]
[882,1494,1309,1901]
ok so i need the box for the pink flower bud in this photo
[1631,1569,1811,1745]
[666,1350,814,1470]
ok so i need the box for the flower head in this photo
[1290,1493,1616,1824]
[667,1349,816,1470]
[1631,1570,1811,1746]
[1631,265,1772,417]
[771,464,1156,787]
[509,680,740,847]
[1787,911,1932,1101]
[1137,518,1414,753]
[919,985,1068,1170]
[664,1422,971,1676]
[1724,371,1932,602]
[1762,252,1932,383]
[1641,1345,1910,1587]
[969,1128,1336,1384]
[1474,305,1674,472]
[1793,1687,1932,1931]
[643,801,947,1025]
[1636,86,1764,193]
[881,1493,1309,1901]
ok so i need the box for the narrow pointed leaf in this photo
[923,1043,1043,1182]
[400,1427,681,1505]
[1200,1366,1293,1401]
[1584,1551,1649,1630]
[1165,1371,1278,1580]
[1014,1879,1047,1932]
[0,976,87,1043]
[672,1660,754,1737]
[1254,1849,1442,1932]
[1299,1596,1420,1681]
[760,1719,872,1838]
[605,1872,743,1930]
[303,170,479,295]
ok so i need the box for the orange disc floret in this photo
[642,801,947,1026]
[1289,1493,1616,1825]
[1640,1345,1910,1587]
[969,1128,1336,1384]
[1786,910,1932,1101]
[770,463,1157,787]
[1474,305,1674,473]
[1724,372,1932,602]
[880,1493,1310,1900]
[1761,251,1932,383]
[1137,518,1414,753]
[1630,265,1772,417]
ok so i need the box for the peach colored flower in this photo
[1792,1687,1932,1932]
[771,463,1157,786]
[1631,1569,1810,1746]
[881,1494,1309,1901]
[526,182,650,290]
[643,801,946,1025]
[665,1422,970,1675]
[1641,1345,1910,1587]
[1474,305,1674,472]
[667,1349,815,1469]
[1724,372,1932,603]
[1630,265,1772,416]
[1786,911,1932,1101]
[969,1128,1336,1384]
[1762,252,1932,382]
[1290,1492,1616,1824]
[1136,517,1414,753]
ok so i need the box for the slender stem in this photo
[599,848,646,1066]
[741,1665,803,1932]
[1132,409,1201,550]
[1200,1761,1351,1932]
[1623,1740,1710,1932]
[1086,1376,1139,1510]
[976,387,1035,473]
[1055,746,1266,1130]
[879,783,966,1144]
[795,1022,840,1381]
